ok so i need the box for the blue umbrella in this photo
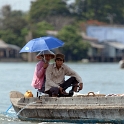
[19,36,64,53]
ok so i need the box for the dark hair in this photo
[55,58,64,62]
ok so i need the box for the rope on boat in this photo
[16,102,37,116]
[5,104,13,113]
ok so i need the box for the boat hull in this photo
[10,91,124,123]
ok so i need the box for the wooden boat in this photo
[10,91,124,123]
[119,60,124,68]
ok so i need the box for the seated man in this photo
[45,53,83,97]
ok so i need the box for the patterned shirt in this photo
[45,63,83,91]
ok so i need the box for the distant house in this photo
[46,30,58,36]
[46,29,124,62]
[81,32,105,62]
[86,25,124,43]
[84,25,124,62]
[0,39,21,61]
[103,41,124,61]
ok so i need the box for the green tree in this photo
[0,5,29,47]
[70,0,124,24]
[29,0,70,22]
[32,21,54,38]
[57,25,90,61]
[29,0,74,30]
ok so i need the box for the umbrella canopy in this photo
[19,36,64,53]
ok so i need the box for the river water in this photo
[0,62,124,124]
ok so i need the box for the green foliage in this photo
[57,25,90,61]
[0,29,26,47]
[29,0,70,23]
[71,0,124,24]
[2,0,124,61]
[0,5,29,47]
[32,21,54,38]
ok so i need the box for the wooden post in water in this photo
[25,31,36,62]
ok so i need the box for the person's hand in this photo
[43,63,49,69]
[78,83,83,91]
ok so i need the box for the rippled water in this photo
[0,62,123,124]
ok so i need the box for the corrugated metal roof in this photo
[90,42,104,49]
[81,32,98,41]
[107,42,124,50]
[0,39,8,48]
[0,39,21,50]
[8,44,21,50]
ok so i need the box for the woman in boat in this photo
[31,50,55,93]
[45,53,83,97]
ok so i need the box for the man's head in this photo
[55,53,65,62]
[55,53,65,68]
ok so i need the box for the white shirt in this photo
[45,63,83,91]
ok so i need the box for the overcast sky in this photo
[0,0,33,12]
[0,0,75,12]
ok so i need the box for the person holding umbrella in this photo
[31,50,55,93]
[19,36,65,96]
[45,53,83,97]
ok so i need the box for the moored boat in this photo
[10,91,124,123]
[119,60,124,68]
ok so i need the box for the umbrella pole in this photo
[43,51,46,63]
[41,56,45,63]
